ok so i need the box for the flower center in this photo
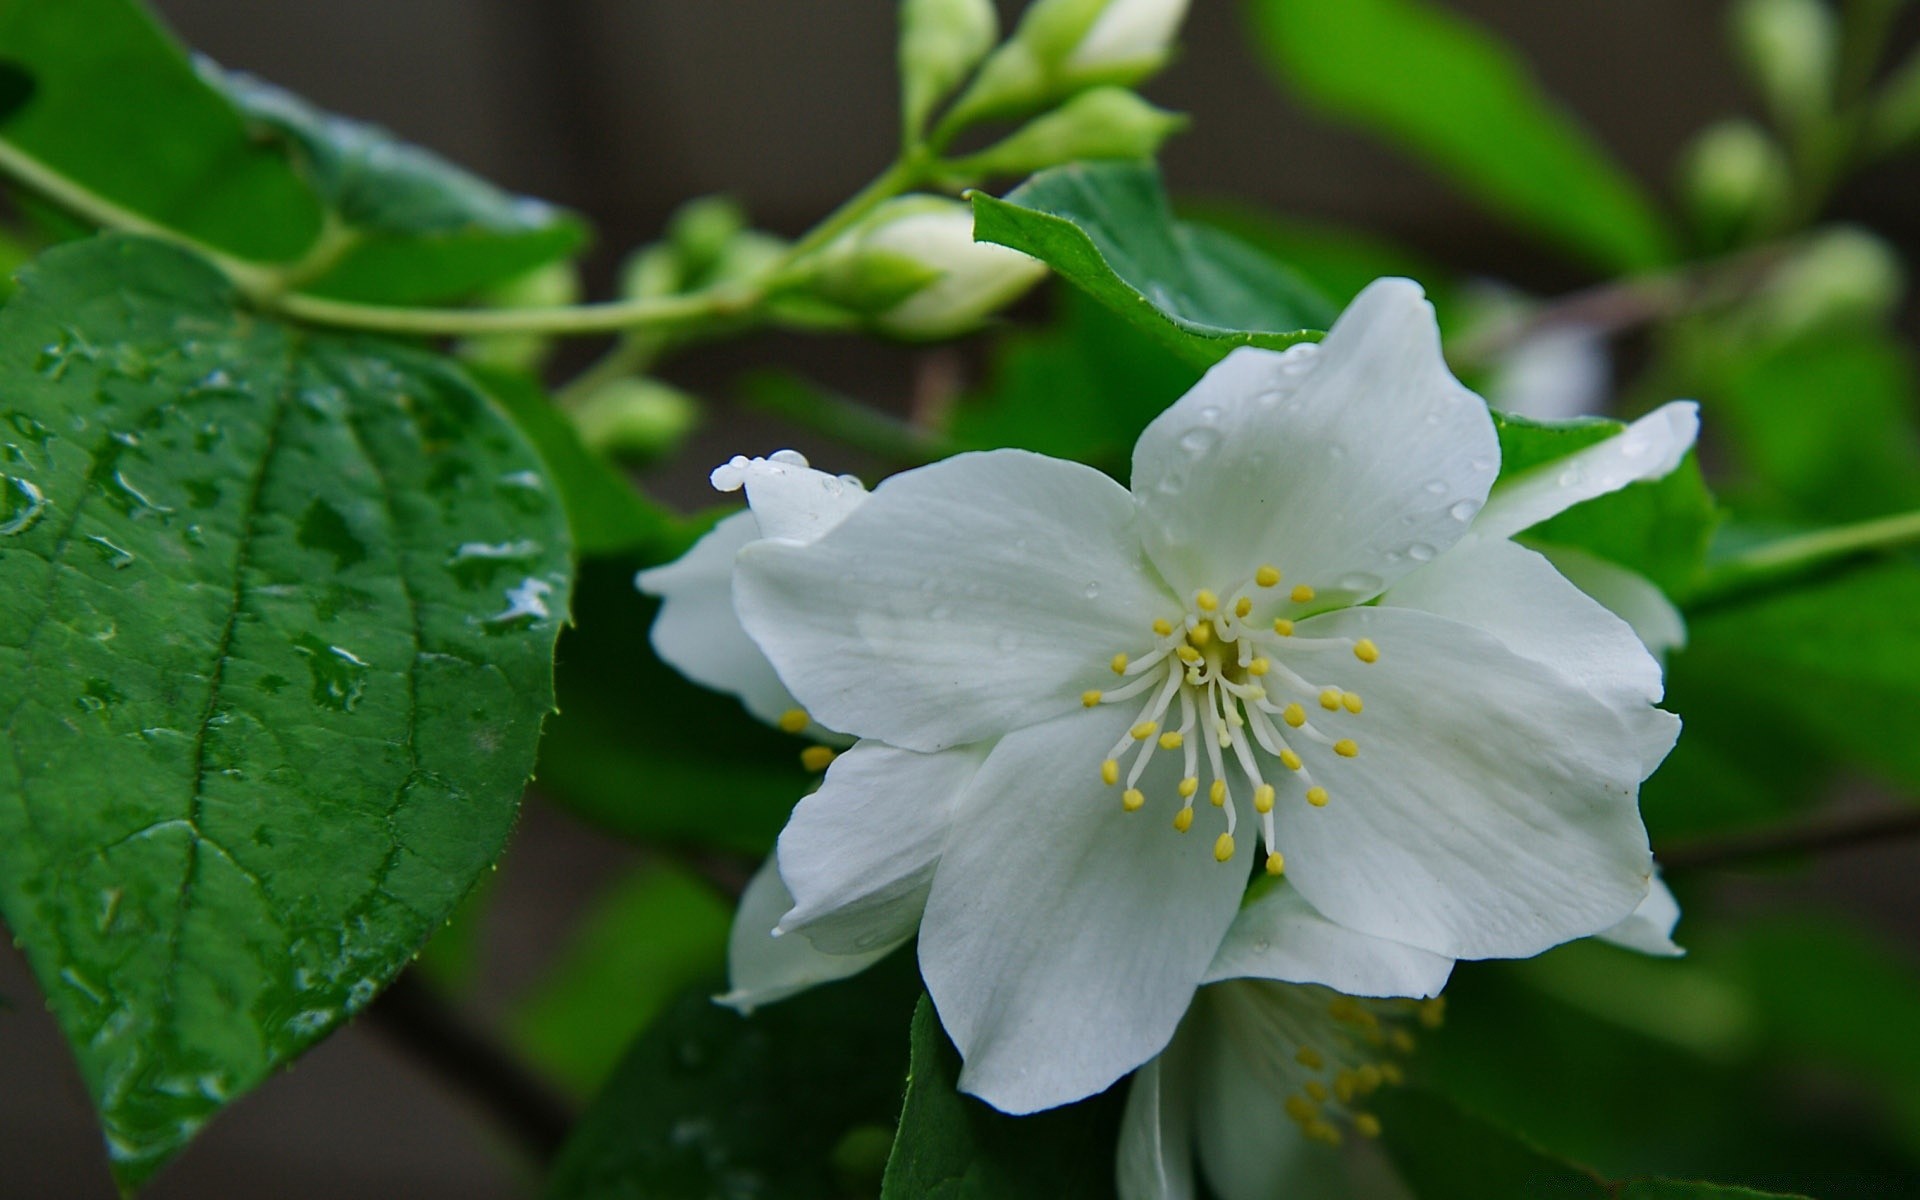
[1083,564,1380,870]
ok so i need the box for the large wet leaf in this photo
[0,235,570,1188]
[970,161,1333,368]
[0,0,323,261]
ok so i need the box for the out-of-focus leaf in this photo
[950,289,1199,468]
[881,994,1123,1198]
[509,865,731,1098]
[1243,0,1673,271]
[1183,202,1447,312]
[0,0,323,260]
[209,69,587,304]
[1377,1090,1609,1200]
[0,235,569,1187]
[546,957,921,1200]
[1491,410,1717,597]
[538,557,813,856]
[971,161,1334,367]
[468,366,680,559]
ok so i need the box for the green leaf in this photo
[0,235,570,1187]
[546,957,922,1200]
[208,69,588,304]
[1378,1090,1610,1200]
[1243,0,1673,272]
[1183,202,1449,312]
[537,557,814,856]
[970,161,1334,367]
[0,0,324,261]
[1618,1184,1814,1200]
[881,994,1123,1198]
[1491,409,1717,597]
[950,288,1200,468]
[508,864,731,1098]
[467,366,680,559]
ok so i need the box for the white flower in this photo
[688,278,1695,1114]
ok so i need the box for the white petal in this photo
[716,859,899,1015]
[710,450,869,543]
[920,704,1252,1113]
[734,449,1171,753]
[1597,869,1684,957]
[1204,884,1452,999]
[776,738,988,954]
[1116,1024,1200,1200]
[1382,537,1681,780]
[1068,0,1190,71]
[1275,605,1653,960]
[1131,279,1498,605]
[636,512,804,729]
[1539,542,1688,658]
[1192,984,1354,1200]
[1471,401,1699,543]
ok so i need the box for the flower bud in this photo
[1754,225,1904,339]
[900,0,1000,136]
[458,261,581,372]
[570,377,701,461]
[1677,120,1790,246]
[1867,50,1920,155]
[1060,0,1191,80]
[947,0,1189,125]
[953,87,1185,176]
[809,196,1047,339]
[1731,0,1836,125]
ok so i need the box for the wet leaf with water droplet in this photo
[0,236,570,1189]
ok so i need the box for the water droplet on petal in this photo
[1337,571,1383,594]
[1178,427,1220,456]
[1422,479,1448,496]
[1448,499,1481,522]
[1083,581,1101,599]
[1558,467,1585,487]
[1406,543,1436,563]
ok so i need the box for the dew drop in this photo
[1406,542,1436,563]
[0,474,48,536]
[1197,405,1223,425]
[1422,478,1448,496]
[1337,571,1383,594]
[1083,581,1102,600]
[1178,427,1221,456]
[1558,467,1585,487]
[1448,499,1481,522]
[85,535,135,569]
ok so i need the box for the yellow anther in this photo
[1176,644,1202,664]
[1187,620,1214,646]
[1266,851,1285,876]
[1356,1064,1384,1093]
[1131,721,1158,741]
[1354,1113,1383,1139]
[1213,832,1235,862]
[1195,589,1219,612]
[1283,1094,1318,1123]
[1333,1072,1357,1103]
[1296,1046,1324,1070]
[1342,691,1363,714]
[1291,584,1316,604]
[1209,779,1228,807]
[1307,785,1330,807]
[1304,1120,1343,1147]
[1380,1061,1406,1084]
[1419,997,1447,1029]
[1153,618,1175,637]
[1319,687,1342,711]
[1279,748,1303,771]
[1173,807,1194,833]
[1234,596,1253,618]
[1253,784,1275,813]
[1255,564,1282,588]
[1283,703,1306,728]
[1273,617,1294,636]
[1158,730,1184,750]
[1334,739,1359,758]
[1101,759,1121,786]
[1248,657,1270,676]
[777,708,810,734]
[1354,637,1380,663]
[800,746,837,772]
[1389,1030,1416,1055]
[1178,776,1199,799]
[1110,652,1129,674]
[1305,1079,1328,1102]
[1081,689,1103,708]
[1122,788,1146,812]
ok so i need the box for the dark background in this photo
[3,2,1918,1196]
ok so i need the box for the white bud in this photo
[1062,0,1191,78]
[1731,0,1836,125]
[843,197,1048,339]
[945,0,1189,126]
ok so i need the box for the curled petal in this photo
[717,859,900,1015]
[1471,401,1699,544]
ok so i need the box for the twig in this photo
[364,972,577,1163]
[1657,806,1920,871]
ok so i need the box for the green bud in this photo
[945,0,1188,127]
[457,261,581,372]
[900,0,999,137]
[954,87,1185,176]
[1677,120,1790,246]
[667,196,749,278]
[1731,0,1836,125]
[802,196,1048,339]
[1754,225,1904,338]
[1867,50,1920,155]
[570,377,701,461]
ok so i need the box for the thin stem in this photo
[365,971,576,1164]
[271,285,747,337]
[1658,805,1920,871]
[1686,507,1920,609]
